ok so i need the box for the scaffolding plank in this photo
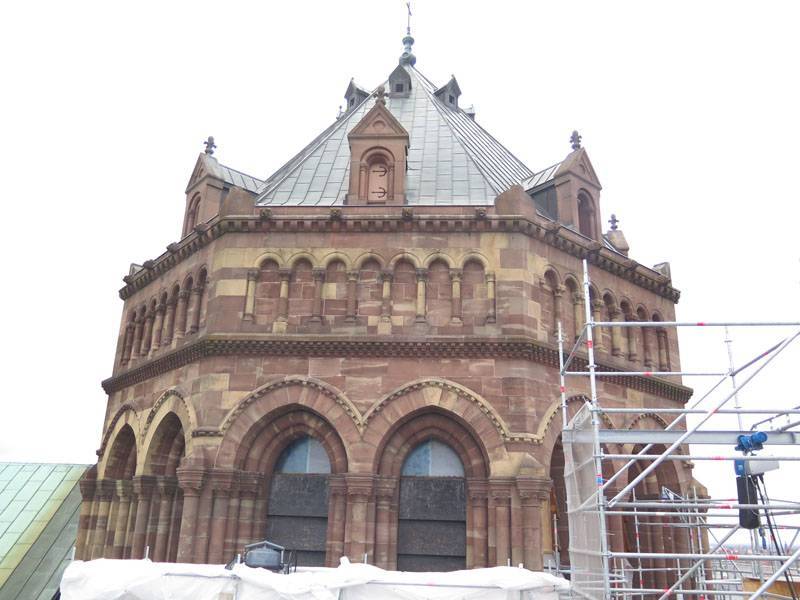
[563,429,800,445]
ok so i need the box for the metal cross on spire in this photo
[570,130,582,151]
[608,214,619,231]
[406,1,412,34]
[399,1,416,66]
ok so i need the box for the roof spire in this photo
[570,130,582,151]
[400,2,416,66]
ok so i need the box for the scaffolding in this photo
[557,260,800,600]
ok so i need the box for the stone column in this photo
[243,269,258,321]
[176,467,204,563]
[112,480,133,559]
[131,476,156,559]
[450,269,463,324]
[150,303,165,354]
[642,321,655,368]
[236,473,262,552]
[153,477,177,562]
[162,298,176,347]
[277,269,291,321]
[490,480,513,566]
[517,477,551,570]
[414,268,427,323]
[131,314,144,360]
[76,478,97,560]
[345,270,358,322]
[610,308,624,357]
[379,271,392,322]
[591,299,605,352]
[91,480,115,559]
[627,317,639,361]
[572,292,585,342]
[468,479,489,568]
[223,475,242,561]
[121,323,135,364]
[207,470,236,564]
[141,308,155,356]
[311,268,326,322]
[344,474,374,562]
[486,272,497,323]
[373,477,397,569]
[326,475,347,567]
[188,284,203,334]
[175,290,190,339]
[552,286,564,334]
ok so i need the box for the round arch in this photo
[353,251,386,270]
[422,252,456,269]
[387,251,421,270]
[97,404,139,478]
[459,251,491,271]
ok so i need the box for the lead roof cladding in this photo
[255,65,535,206]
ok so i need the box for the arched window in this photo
[266,436,331,566]
[367,154,391,204]
[184,194,201,237]
[577,192,596,239]
[398,440,466,571]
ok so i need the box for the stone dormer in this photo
[346,88,409,205]
[388,65,412,98]
[344,79,370,111]
[183,139,263,238]
[434,76,461,110]
[551,144,603,241]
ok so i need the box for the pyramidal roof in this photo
[255,64,535,207]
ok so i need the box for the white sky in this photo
[1,0,799,546]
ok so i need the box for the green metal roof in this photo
[0,463,89,600]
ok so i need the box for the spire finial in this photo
[609,214,619,231]
[204,136,216,155]
[570,130,582,151]
[373,85,388,106]
[400,2,416,66]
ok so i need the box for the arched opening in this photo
[425,259,452,327]
[577,192,596,239]
[366,154,392,204]
[462,259,488,326]
[144,412,186,563]
[106,425,137,481]
[265,436,332,566]
[549,436,570,572]
[398,439,466,572]
[255,259,281,325]
[183,194,201,237]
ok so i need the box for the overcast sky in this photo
[2,0,798,544]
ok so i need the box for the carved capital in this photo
[116,479,134,500]
[467,478,489,501]
[79,477,97,500]
[374,476,397,501]
[157,476,179,497]
[247,269,259,282]
[591,299,604,311]
[156,303,166,314]
[132,475,158,498]
[415,268,428,281]
[345,474,375,501]
[312,268,326,282]
[328,474,347,497]
[346,270,359,282]
[176,467,206,493]
[379,270,393,283]
[516,476,552,504]
[238,471,264,495]
[449,269,463,282]
[209,469,237,493]
[278,268,292,281]
[572,292,584,305]
[485,272,496,283]
[95,479,117,500]
[178,290,191,301]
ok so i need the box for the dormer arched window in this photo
[183,194,201,237]
[577,191,597,240]
[362,149,394,204]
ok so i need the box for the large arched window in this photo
[266,436,331,566]
[398,439,466,571]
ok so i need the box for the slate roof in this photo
[521,161,563,191]
[0,463,89,600]
[210,160,264,194]
[256,65,535,206]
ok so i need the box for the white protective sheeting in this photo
[61,559,569,600]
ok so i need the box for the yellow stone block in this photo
[215,279,247,297]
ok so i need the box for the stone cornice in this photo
[101,334,693,403]
[118,213,680,302]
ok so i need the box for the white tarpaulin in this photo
[61,559,569,600]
